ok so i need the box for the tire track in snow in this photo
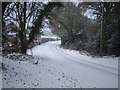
[50,44,118,76]
[28,41,118,88]
[57,45,118,71]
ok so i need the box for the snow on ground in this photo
[41,35,60,39]
[2,41,118,88]
[2,54,83,88]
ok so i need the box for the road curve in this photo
[30,41,118,88]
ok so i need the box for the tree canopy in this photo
[2,2,120,56]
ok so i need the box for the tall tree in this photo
[3,2,62,54]
[78,2,120,56]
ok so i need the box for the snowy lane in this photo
[30,41,118,88]
[54,45,118,75]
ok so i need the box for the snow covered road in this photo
[3,41,118,88]
[27,41,118,88]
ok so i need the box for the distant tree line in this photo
[49,2,120,57]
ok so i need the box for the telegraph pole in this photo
[100,2,104,56]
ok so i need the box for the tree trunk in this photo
[100,2,104,56]
[20,2,27,54]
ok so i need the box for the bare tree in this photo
[3,2,62,54]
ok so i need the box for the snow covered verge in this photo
[2,53,86,88]
[1,41,119,88]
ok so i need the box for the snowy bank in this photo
[2,53,84,88]
[2,41,118,88]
